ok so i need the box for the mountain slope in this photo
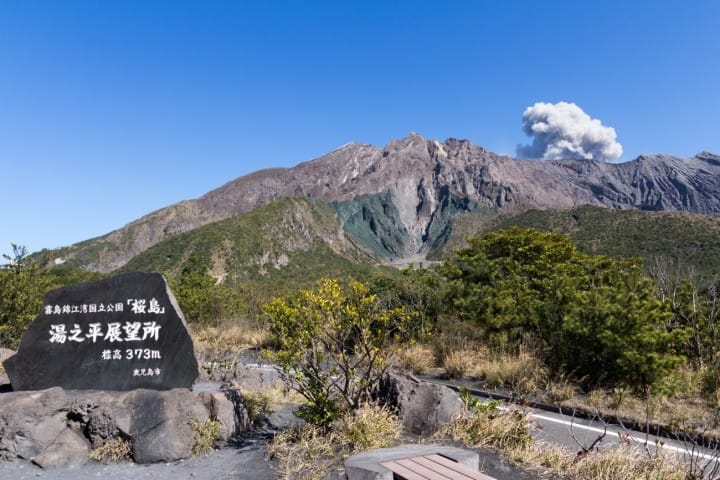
[47,134,720,271]
[438,205,720,276]
[119,197,378,284]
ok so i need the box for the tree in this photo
[442,228,684,389]
[367,266,447,340]
[263,278,417,426]
[171,257,240,326]
[0,244,50,349]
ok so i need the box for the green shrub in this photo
[263,278,417,427]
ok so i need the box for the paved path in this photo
[423,377,720,475]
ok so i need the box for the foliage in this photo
[442,227,685,388]
[368,266,448,339]
[0,244,50,349]
[89,437,133,462]
[438,205,720,278]
[190,419,222,455]
[263,278,417,426]
[171,258,240,326]
[45,266,106,290]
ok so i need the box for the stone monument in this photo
[3,271,199,391]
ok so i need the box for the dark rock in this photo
[3,272,199,391]
[375,371,464,435]
[198,389,250,442]
[123,388,209,463]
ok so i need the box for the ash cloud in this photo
[517,101,622,162]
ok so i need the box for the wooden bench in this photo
[380,454,495,480]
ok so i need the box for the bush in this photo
[0,244,50,349]
[263,278,417,426]
[442,228,685,389]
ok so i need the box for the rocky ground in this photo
[0,353,540,480]
[0,444,275,480]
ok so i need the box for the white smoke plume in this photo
[517,101,623,162]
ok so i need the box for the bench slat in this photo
[379,460,431,480]
[410,455,480,479]
[395,458,452,480]
[423,454,495,480]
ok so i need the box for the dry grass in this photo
[242,384,305,424]
[435,398,532,451]
[268,403,403,480]
[89,437,133,462]
[190,419,222,456]
[440,342,547,395]
[393,342,436,375]
[543,375,578,403]
[333,403,402,454]
[268,425,340,480]
[561,388,720,439]
[442,349,477,379]
[191,322,270,361]
[434,395,688,480]
[436,338,720,442]
[519,442,685,480]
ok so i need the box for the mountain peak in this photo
[48,135,720,272]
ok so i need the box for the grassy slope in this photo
[119,197,394,295]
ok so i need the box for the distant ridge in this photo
[47,133,720,272]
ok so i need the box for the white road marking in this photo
[530,412,718,461]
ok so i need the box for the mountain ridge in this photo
[47,133,720,272]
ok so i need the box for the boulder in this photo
[31,429,90,469]
[0,349,14,364]
[0,387,70,461]
[123,388,209,463]
[198,388,250,442]
[0,349,13,390]
[375,371,464,435]
[0,386,250,467]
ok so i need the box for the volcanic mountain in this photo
[49,133,720,272]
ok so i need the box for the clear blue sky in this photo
[2,1,719,256]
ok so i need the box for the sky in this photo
[2,1,719,256]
